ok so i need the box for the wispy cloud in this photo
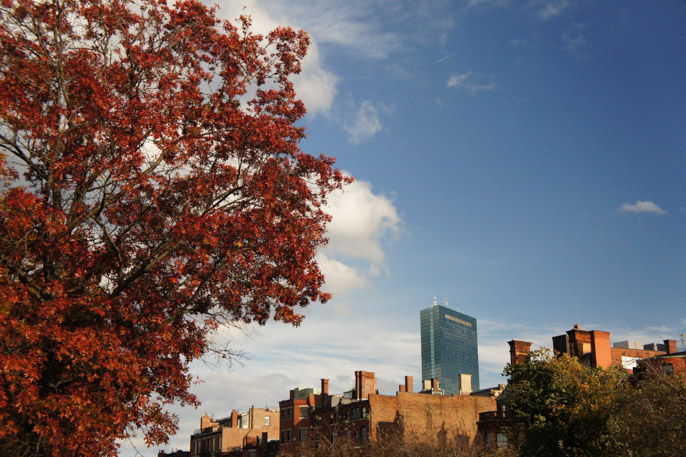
[447,72,498,94]
[344,100,391,144]
[435,52,458,64]
[617,200,667,215]
[467,0,510,9]
[562,23,590,59]
[534,0,571,21]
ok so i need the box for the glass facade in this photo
[420,305,479,394]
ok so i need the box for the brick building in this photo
[551,323,678,370]
[279,370,497,456]
[635,353,686,379]
[189,407,279,457]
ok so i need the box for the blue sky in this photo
[124,1,686,454]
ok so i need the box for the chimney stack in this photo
[405,376,414,393]
[508,340,533,366]
[355,371,376,400]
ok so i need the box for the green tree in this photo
[610,366,686,457]
[503,349,628,457]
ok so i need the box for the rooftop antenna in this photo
[444,296,448,308]
[433,296,437,307]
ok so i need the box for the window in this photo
[352,408,360,420]
[663,363,674,375]
[300,428,308,442]
[360,426,367,443]
[485,432,492,448]
[281,430,292,444]
[345,409,351,420]
[248,451,256,457]
[281,408,293,420]
[496,432,508,450]
[361,407,367,418]
[300,406,309,418]
[345,430,351,441]
[265,416,270,426]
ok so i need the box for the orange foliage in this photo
[0,1,347,455]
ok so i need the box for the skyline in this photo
[122,1,686,455]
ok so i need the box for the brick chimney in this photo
[508,340,532,366]
[354,371,376,400]
[321,378,329,395]
[405,376,413,393]
[200,413,213,430]
[591,330,611,368]
[231,410,238,428]
[664,339,677,354]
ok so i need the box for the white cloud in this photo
[323,177,401,265]
[617,200,667,215]
[315,254,369,296]
[313,176,401,299]
[447,72,498,94]
[534,0,571,21]
[344,100,386,144]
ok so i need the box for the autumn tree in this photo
[0,1,347,456]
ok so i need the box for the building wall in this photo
[190,408,279,457]
[610,347,667,368]
[279,389,320,455]
[421,305,480,394]
[369,391,496,444]
[636,354,686,379]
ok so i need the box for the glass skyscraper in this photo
[420,302,480,394]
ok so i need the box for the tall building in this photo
[420,299,480,394]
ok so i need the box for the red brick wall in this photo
[368,392,496,444]
[610,347,666,367]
